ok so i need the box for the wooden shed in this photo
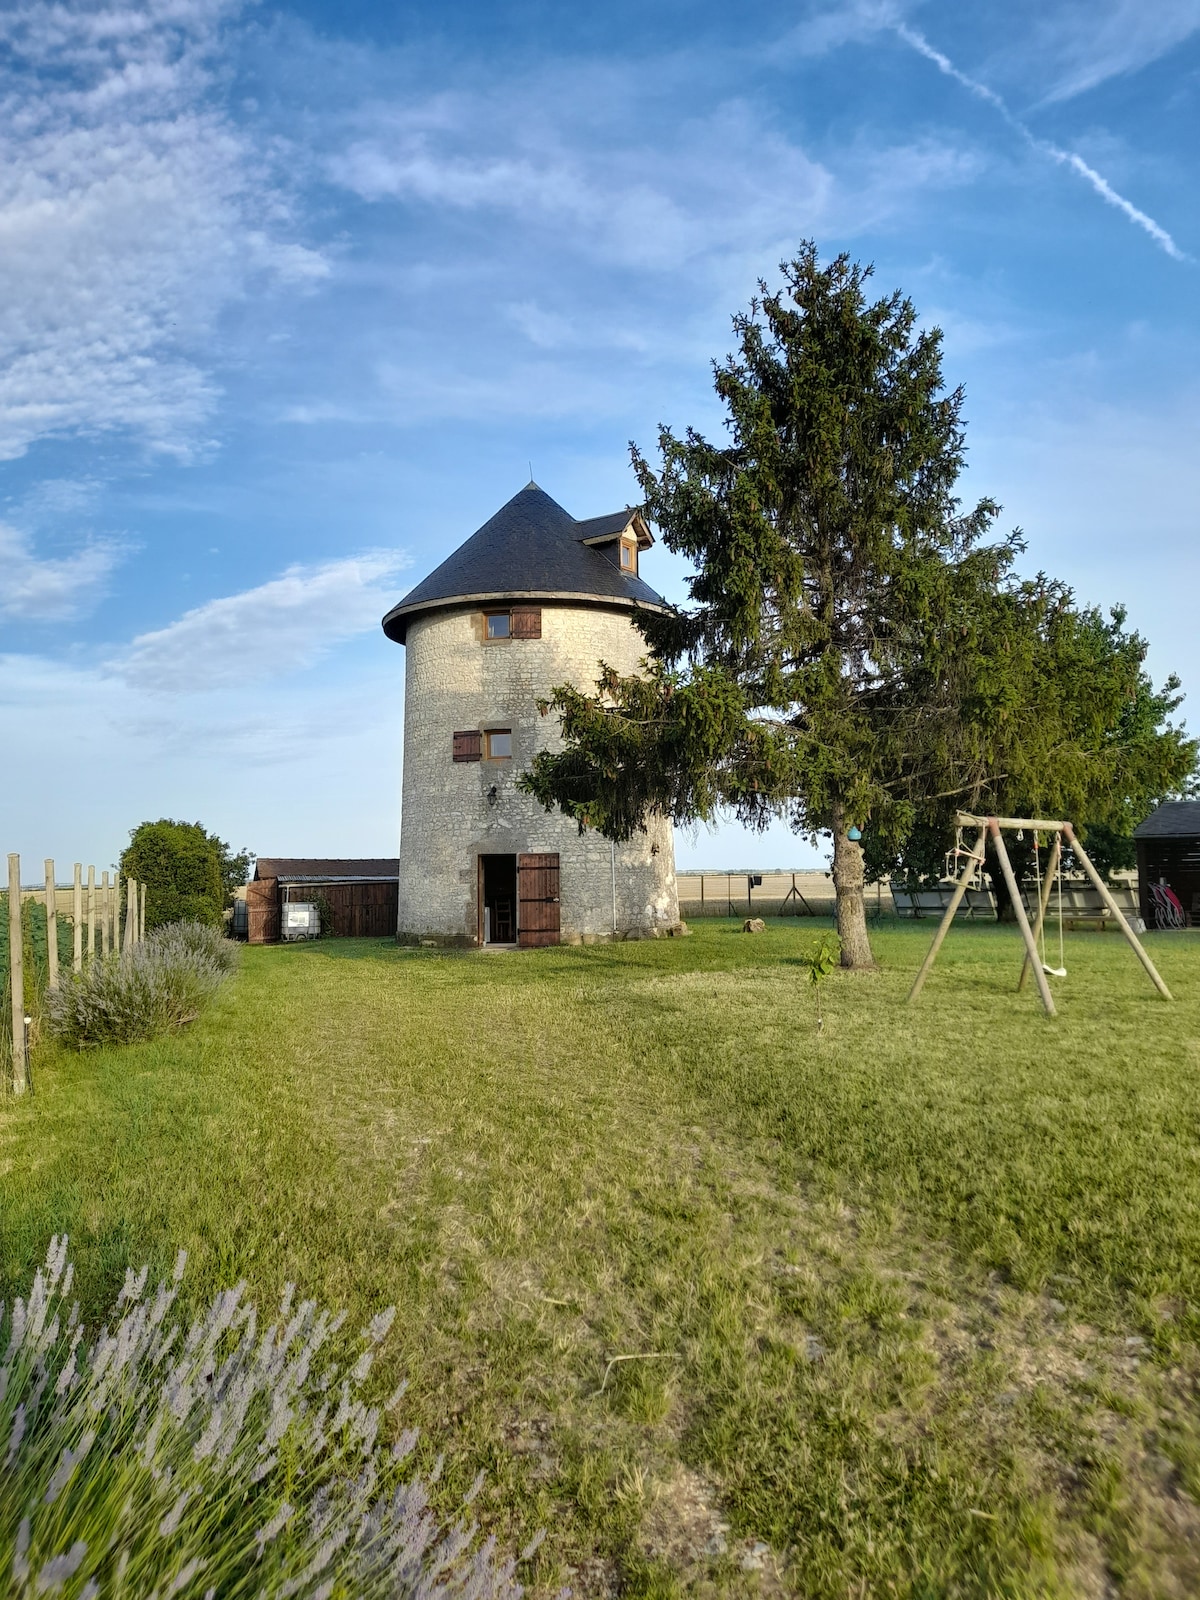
[1133,802,1200,928]
[246,859,399,944]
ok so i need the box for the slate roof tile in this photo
[381,483,667,643]
[1133,801,1200,839]
[254,858,399,881]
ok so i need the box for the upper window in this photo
[484,607,541,640]
[485,729,512,760]
[620,541,637,572]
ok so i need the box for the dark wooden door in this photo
[517,853,560,947]
[246,877,280,944]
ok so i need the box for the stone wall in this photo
[396,602,678,942]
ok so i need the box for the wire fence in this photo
[2,853,147,1096]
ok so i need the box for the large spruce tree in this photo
[523,245,1025,968]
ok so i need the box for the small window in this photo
[486,612,511,639]
[620,542,636,572]
[485,729,512,760]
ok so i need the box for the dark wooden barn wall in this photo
[246,879,398,942]
[1137,839,1200,925]
[296,881,398,938]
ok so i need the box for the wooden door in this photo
[517,853,560,947]
[246,877,280,944]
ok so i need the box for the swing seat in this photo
[1042,963,1067,978]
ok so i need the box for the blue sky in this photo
[1,0,1197,874]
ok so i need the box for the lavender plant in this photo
[47,923,239,1048]
[0,1239,535,1599]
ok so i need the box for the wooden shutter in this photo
[246,877,280,944]
[510,606,542,639]
[453,730,482,762]
[517,853,560,947]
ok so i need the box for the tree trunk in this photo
[831,808,876,970]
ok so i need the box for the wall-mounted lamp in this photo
[487,785,498,808]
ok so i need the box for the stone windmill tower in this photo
[382,483,679,946]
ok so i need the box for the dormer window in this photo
[620,540,637,573]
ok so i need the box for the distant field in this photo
[3,920,1199,1597]
[676,869,842,919]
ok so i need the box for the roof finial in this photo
[528,460,535,486]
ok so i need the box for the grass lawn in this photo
[3,919,1200,1597]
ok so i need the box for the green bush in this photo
[120,820,251,931]
[0,1239,531,1598]
[47,922,239,1049]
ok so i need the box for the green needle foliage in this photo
[866,601,1197,906]
[521,245,1195,962]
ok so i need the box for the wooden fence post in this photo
[124,880,136,951]
[100,871,110,956]
[110,873,119,953]
[86,865,96,961]
[44,858,59,993]
[8,853,28,1094]
[140,882,146,942]
[73,864,83,973]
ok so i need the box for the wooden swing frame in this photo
[908,812,1172,1017]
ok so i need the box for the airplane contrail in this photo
[895,23,1187,262]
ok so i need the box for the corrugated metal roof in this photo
[1133,801,1200,839]
[381,483,668,644]
[254,858,399,882]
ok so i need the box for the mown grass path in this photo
[3,922,1200,1597]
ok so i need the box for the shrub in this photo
[0,1239,531,1599]
[120,819,252,931]
[148,918,242,978]
[47,922,239,1049]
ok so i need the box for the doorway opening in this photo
[479,854,517,945]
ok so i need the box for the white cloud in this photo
[331,95,835,274]
[1023,0,1200,104]
[0,521,128,621]
[329,78,989,290]
[0,0,327,461]
[113,551,411,691]
[770,0,902,62]
[0,647,404,868]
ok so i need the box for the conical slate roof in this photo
[381,483,668,643]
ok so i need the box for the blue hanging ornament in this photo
[848,825,862,841]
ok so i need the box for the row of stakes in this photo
[5,852,148,1097]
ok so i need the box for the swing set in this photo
[909,812,1172,1017]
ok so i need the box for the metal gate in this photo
[517,853,560,947]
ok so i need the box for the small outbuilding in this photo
[1133,802,1200,928]
[246,859,399,944]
